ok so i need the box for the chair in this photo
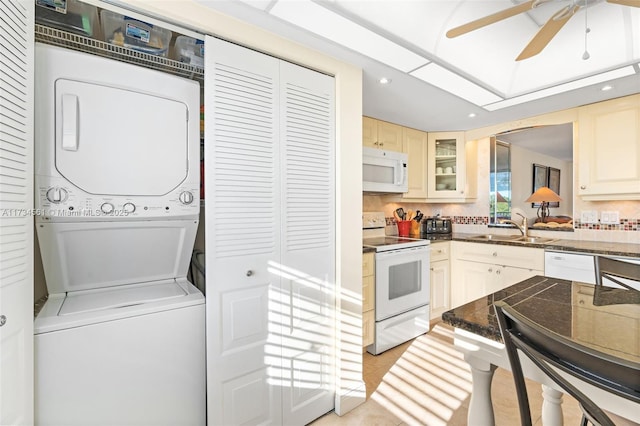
[593,256,640,306]
[494,300,640,426]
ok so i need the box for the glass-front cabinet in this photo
[427,132,467,198]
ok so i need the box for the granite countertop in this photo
[362,232,640,258]
[441,275,640,363]
[451,233,640,258]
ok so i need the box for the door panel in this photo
[0,1,34,424]
[55,79,188,195]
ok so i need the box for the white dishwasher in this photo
[545,251,640,288]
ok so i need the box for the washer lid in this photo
[59,281,187,316]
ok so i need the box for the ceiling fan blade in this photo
[516,5,579,61]
[606,0,640,7]
[446,0,538,38]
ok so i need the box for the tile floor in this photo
[310,323,638,426]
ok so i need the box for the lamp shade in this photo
[525,186,562,203]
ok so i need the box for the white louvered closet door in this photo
[205,36,336,426]
[0,1,34,425]
[205,37,283,426]
[279,61,335,426]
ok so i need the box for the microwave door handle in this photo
[397,162,407,185]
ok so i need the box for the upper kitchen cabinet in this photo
[402,127,429,199]
[427,132,477,201]
[362,116,403,152]
[577,94,640,201]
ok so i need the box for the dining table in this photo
[442,275,640,426]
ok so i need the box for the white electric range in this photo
[362,212,431,355]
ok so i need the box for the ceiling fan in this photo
[446,0,640,61]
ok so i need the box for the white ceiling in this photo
[196,0,640,137]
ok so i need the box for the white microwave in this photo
[363,147,408,193]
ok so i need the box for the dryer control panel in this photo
[36,176,198,222]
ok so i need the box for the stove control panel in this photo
[363,212,386,229]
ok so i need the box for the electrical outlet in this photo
[601,211,620,225]
[580,210,598,224]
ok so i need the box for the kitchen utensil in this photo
[406,209,413,221]
[395,208,406,221]
[414,211,423,222]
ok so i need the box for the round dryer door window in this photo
[54,79,189,196]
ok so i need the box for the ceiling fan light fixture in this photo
[601,85,613,91]
[468,113,477,118]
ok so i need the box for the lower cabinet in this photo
[362,252,375,347]
[430,242,450,320]
[450,242,544,308]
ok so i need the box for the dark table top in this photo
[442,275,640,364]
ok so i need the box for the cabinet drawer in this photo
[430,242,450,262]
[362,252,374,276]
[454,241,544,270]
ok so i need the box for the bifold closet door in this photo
[204,36,335,425]
[0,1,34,424]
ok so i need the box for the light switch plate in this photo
[601,211,620,225]
[580,210,598,224]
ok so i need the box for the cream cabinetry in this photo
[362,252,375,347]
[426,132,477,202]
[450,242,544,308]
[402,127,429,199]
[577,94,640,200]
[430,242,450,320]
[362,116,403,152]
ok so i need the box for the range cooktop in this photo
[362,236,430,252]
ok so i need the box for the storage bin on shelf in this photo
[173,36,204,68]
[100,9,171,57]
[36,0,101,38]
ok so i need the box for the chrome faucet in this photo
[500,213,529,236]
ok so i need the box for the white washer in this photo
[34,44,204,425]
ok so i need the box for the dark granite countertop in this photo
[451,233,640,258]
[442,275,640,363]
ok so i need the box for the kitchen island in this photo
[442,275,640,425]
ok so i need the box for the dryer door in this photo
[54,79,189,196]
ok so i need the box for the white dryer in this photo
[33,43,204,426]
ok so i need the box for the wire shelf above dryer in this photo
[35,24,204,85]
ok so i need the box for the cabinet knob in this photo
[580,185,586,190]
[492,252,498,257]
[496,269,501,275]
[488,268,493,273]
[379,142,384,147]
[374,142,379,146]
[430,267,434,271]
[0,315,6,327]
[246,270,253,277]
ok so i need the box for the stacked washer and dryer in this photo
[33,43,205,425]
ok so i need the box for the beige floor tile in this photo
[309,322,637,426]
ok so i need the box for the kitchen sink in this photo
[512,236,559,244]
[468,234,559,244]
[468,234,522,241]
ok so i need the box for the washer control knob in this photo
[100,203,114,214]
[123,202,136,213]
[46,187,68,203]
[179,191,194,205]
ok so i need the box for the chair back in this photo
[494,301,640,426]
[593,256,640,306]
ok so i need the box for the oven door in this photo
[375,245,430,321]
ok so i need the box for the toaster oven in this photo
[420,217,452,237]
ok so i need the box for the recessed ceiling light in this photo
[379,77,391,84]
[601,85,613,91]
[468,113,476,118]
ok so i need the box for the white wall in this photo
[510,144,573,219]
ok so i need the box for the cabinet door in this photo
[402,127,429,199]
[377,120,403,152]
[362,116,378,149]
[578,94,640,200]
[450,259,491,308]
[430,259,450,320]
[491,265,542,294]
[427,132,467,198]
